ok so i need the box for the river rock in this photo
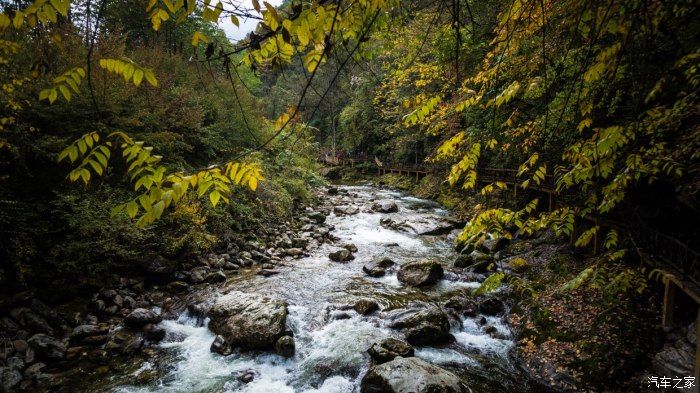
[274,336,295,358]
[28,299,61,326]
[363,257,395,277]
[167,281,189,292]
[367,338,414,364]
[342,243,358,253]
[207,291,288,350]
[443,296,478,317]
[205,271,227,283]
[418,220,455,236]
[70,325,108,342]
[12,340,28,354]
[143,323,166,342]
[652,340,694,376]
[27,334,66,360]
[286,248,304,257]
[144,258,178,278]
[121,334,144,354]
[397,260,443,287]
[329,248,354,262]
[372,200,398,213]
[210,335,232,356]
[354,299,379,315]
[0,367,22,393]
[453,254,473,268]
[125,308,162,328]
[334,205,360,215]
[467,251,492,273]
[478,298,505,315]
[386,303,451,346]
[481,237,510,254]
[307,211,327,224]
[0,317,21,338]
[10,308,53,335]
[360,357,465,393]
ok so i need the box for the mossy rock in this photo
[508,257,529,273]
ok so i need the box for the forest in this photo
[0,0,698,392]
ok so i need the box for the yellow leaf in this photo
[133,69,144,86]
[249,176,258,191]
[13,11,23,29]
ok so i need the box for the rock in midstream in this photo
[367,337,415,364]
[363,256,395,277]
[207,291,288,350]
[397,260,444,286]
[361,357,466,393]
[386,302,451,346]
[372,200,399,213]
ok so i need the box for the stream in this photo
[85,185,524,392]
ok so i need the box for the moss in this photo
[509,257,529,273]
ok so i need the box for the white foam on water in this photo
[415,347,478,367]
[300,376,354,393]
[104,185,517,393]
[375,274,401,287]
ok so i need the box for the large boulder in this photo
[481,237,510,254]
[307,211,326,224]
[417,220,455,236]
[124,308,162,328]
[27,334,66,361]
[443,295,478,317]
[143,257,178,280]
[372,200,398,213]
[360,357,465,393]
[329,248,355,262]
[363,257,395,277]
[478,298,505,316]
[70,324,108,343]
[354,299,379,315]
[207,291,288,350]
[397,260,443,287]
[467,251,492,273]
[0,367,22,393]
[334,205,360,216]
[367,338,414,364]
[652,340,694,376]
[380,217,453,236]
[386,303,451,346]
[10,308,53,335]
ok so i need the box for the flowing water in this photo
[84,185,524,392]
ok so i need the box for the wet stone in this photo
[354,299,379,315]
[124,308,162,328]
[397,260,444,287]
[367,338,415,364]
[361,357,465,393]
[329,248,354,262]
[274,336,295,358]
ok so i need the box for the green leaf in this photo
[126,201,138,218]
[473,272,505,296]
[110,204,125,218]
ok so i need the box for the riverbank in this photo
[0,184,337,392]
[343,169,693,392]
[0,172,690,392]
[4,182,539,392]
